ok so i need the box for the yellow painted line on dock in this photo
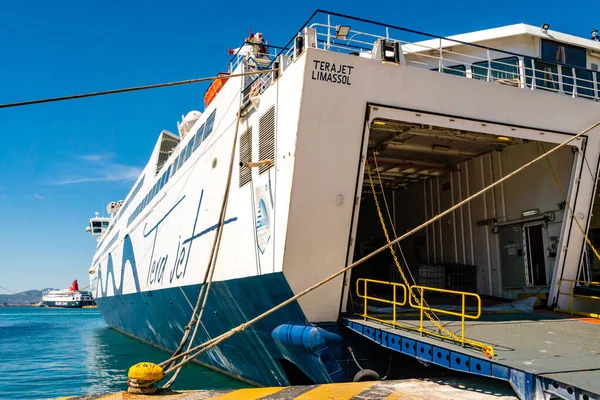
[210,386,288,399]
[384,389,429,400]
[294,381,378,399]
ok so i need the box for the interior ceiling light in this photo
[497,136,511,141]
[522,209,540,217]
[432,144,451,152]
[373,121,386,125]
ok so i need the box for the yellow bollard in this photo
[127,362,164,394]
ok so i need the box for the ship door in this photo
[500,225,526,288]
[500,223,547,288]
[524,224,547,286]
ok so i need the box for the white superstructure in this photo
[84,13,600,386]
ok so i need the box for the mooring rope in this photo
[159,86,246,389]
[538,142,600,263]
[0,70,277,109]
[366,160,494,356]
[151,120,600,382]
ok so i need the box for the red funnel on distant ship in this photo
[69,280,79,291]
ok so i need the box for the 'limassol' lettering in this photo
[311,60,354,85]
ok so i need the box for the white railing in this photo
[229,48,279,74]
[301,13,600,103]
[241,69,274,108]
[225,12,600,107]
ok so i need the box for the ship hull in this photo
[95,272,348,387]
[41,300,87,308]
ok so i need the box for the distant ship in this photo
[41,280,95,308]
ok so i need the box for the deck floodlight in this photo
[336,25,351,40]
[541,23,550,32]
[592,29,599,41]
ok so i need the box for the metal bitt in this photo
[378,39,401,63]
[295,35,304,58]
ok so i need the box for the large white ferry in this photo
[86,11,600,390]
[42,280,95,308]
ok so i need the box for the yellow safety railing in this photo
[409,286,481,345]
[356,278,408,326]
[355,279,485,351]
[554,279,600,318]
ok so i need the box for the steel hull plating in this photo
[95,272,345,387]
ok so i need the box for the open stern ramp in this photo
[344,309,600,400]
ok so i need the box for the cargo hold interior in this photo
[347,116,586,311]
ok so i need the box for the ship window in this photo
[183,141,193,162]
[431,65,466,76]
[524,58,559,91]
[164,166,171,185]
[541,39,586,68]
[172,155,181,175]
[472,57,518,82]
[118,174,145,219]
[204,110,217,140]
[92,221,102,234]
[562,67,595,98]
[431,65,467,76]
[176,152,184,170]
[443,65,466,76]
[194,123,205,151]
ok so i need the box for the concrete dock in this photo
[58,378,518,399]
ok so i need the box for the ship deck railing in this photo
[348,278,600,398]
[229,11,600,105]
[308,12,600,102]
[223,11,600,119]
[554,278,600,318]
[355,278,487,353]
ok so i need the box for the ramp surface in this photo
[343,312,600,399]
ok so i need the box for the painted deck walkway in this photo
[343,311,600,400]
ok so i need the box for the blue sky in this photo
[0,0,596,293]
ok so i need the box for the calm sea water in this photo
[0,307,248,399]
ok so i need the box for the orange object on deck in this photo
[204,73,230,108]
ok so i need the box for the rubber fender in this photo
[353,369,381,382]
[271,324,342,354]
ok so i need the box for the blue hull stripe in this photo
[95,273,338,386]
